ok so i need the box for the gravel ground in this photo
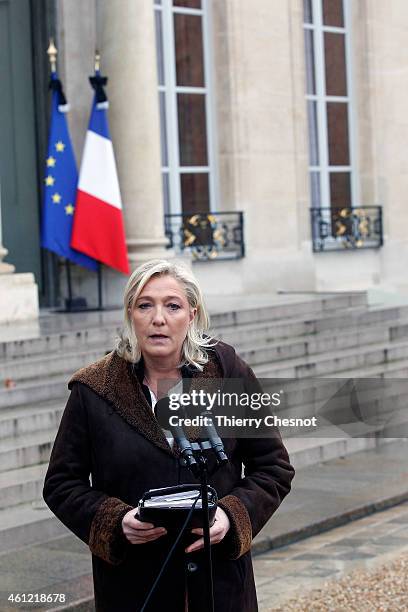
[269,552,408,612]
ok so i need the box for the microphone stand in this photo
[196,450,214,612]
[187,439,228,612]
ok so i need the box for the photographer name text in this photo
[168,414,317,429]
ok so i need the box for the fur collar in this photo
[69,349,223,457]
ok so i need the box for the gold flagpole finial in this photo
[94,50,101,72]
[47,38,58,73]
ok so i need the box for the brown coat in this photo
[43,341,294,612]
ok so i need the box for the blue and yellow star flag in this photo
[41,73,97,270]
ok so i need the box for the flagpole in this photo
[47,38,57,73]
[47,39,75,311]
[70,50,130,279]
[44,39,99,312]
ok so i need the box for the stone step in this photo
[340,360,408,379]
[0,375,373,432]
[0,347,106,384]
[266,379,401,417]
[0,326,118,363]
[0,464,48,509]
[277,401,408,439]
[0,400,64,439]
[206,293,368,330]
[0,323,366,383]
[284,433,394,470]
[0,500,69,552]
[4,310,408,386]
[236,325,388,366]
[0,374,68,409]
[2,335,408,412]
[252,337,408,377]
[213,304,408,347]
[257,372,408,412]
[0,332,408,437]
[0,293,367,363]
[1,376,404,448]
[0,429,56,472]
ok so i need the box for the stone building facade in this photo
[1,0,407,317]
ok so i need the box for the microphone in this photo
[200,413,228,466]
[170,423,199,475]
[155,397,199,476]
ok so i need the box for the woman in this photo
[43,259,295,612]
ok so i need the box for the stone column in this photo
[0,173,14,274]
[357,0,408,293]
[0,247,14,275]
[97,0,171,269]
[0,185,39,322]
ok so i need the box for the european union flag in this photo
[41,73,97,270]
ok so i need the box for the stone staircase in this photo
[1,291,408,553]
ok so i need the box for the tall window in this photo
[303,0,356,210]
[154,0,215,215]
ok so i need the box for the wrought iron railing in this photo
[311,206,383,252]
[164,212,245,261]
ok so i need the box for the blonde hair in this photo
[116,259,216,369]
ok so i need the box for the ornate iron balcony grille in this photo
[164,212,245,261]
[311,206,383,252]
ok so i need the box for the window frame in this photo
[304,0,359,209]
[154,0,218,215]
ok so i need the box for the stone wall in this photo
[52,0,408,302]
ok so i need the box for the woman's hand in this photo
[185,507,230,554]
[122,509,167,544]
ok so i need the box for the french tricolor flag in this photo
[71,72,129,275]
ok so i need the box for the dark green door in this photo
[0,0,42,289]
